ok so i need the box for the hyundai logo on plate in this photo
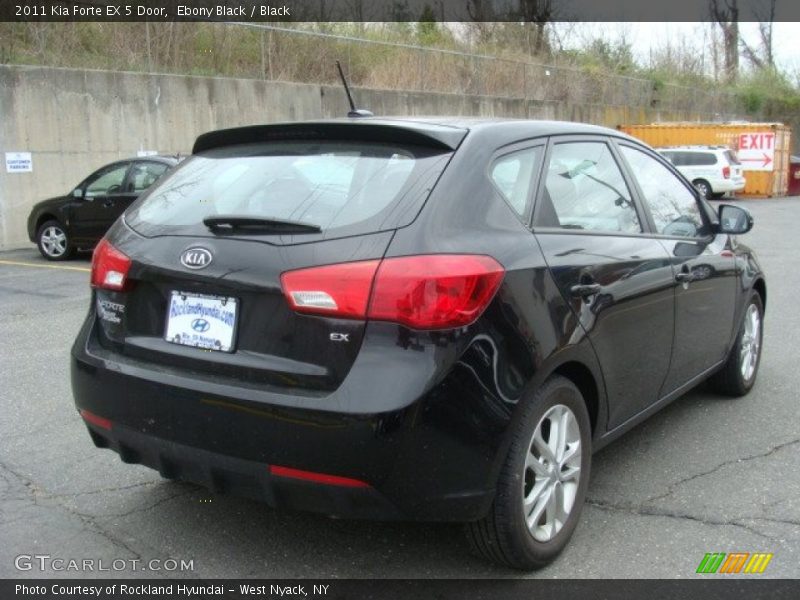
[181,247,213,269]
[191,318,211,333]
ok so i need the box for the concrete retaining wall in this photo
[0,64,740,250]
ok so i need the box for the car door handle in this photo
[675,271,694,283]
[570,283,602,298]
[103,200,114,208]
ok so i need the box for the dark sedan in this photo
[27,155,179,260]
[71,118,765,570]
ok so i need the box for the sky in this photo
[560,22,800,76]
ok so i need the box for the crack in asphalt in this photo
[584,499,779,541]
[37,480,163,499]
[585,436,800,542]
[0,457,180,575]
[41,488,197,520]
[641,436,800,506]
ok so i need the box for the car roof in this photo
[138,155,182,164]
[656,146,730,152]
[192,117,639,154]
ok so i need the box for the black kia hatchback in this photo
[71,118,765,569]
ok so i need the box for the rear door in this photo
[616,143,737,394]
[100,138,455,394]
[532,136,675,430]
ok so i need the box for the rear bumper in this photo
[81,418,401,519]
[71,316,507,521]
[714,178,746,193]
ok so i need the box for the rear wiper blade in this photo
[203,215,322,234]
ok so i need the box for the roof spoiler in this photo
[192,121,467,154]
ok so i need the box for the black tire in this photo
[36,219,75,261]
[692,179,712,199]
[465,375,592,570]
[708,291,764,397]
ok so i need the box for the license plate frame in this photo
[164,291,239,353]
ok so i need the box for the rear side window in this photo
[535,141,641,234]
[490,146,543,219]
[127,141,450,239]
[128,162,169,193]
[694,153,717,166]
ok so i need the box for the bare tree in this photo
[740,0,777,69]
[516,0,555,56]
[709,0,739,82]
[465,0,497,46]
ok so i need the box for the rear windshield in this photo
[126,141,451,240]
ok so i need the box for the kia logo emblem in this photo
[180,247,213,269]
[191,318,211,333]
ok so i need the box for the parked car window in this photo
[128,162,169,193]
[620,146,708,238]
[490,146,543,219]
[661,151,677,164]
[536,142,640,233]
[695,152,717,166]
[85,164,129,197]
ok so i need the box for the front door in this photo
[533,138,676,430]
[617,144,737,394]
[71,162,131,245]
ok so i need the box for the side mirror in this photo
[717,204,753,235]
[72,188,84,199]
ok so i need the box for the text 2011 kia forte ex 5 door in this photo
[71,118,765,569]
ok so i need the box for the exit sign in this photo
[738,132,775,171]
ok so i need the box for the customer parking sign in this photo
[5,152,32,173]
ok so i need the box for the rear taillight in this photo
[280,260,380,319]
[91,239,132,291]
[280,254,504,330]
[723,165,731,179]
[370,255,505,329]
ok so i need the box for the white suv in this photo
[656,146,746,199]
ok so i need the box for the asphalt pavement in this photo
[1,197,798,578]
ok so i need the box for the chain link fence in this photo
[1,22,742,115]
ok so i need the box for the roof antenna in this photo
[336,60,373,118]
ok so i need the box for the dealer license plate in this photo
[164,291,238,353]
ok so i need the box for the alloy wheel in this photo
[522,404,582,542]
[40,225,68,258]
[740,303,761,381]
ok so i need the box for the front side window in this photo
[490,146,543,219]
[536,141,640,233]
[85,164,129,197]
[620,146,708,238]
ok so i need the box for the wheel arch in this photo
[551,361,600,436]
[753,277,766,313]
[692,178,712,194]
[35,213,62,234]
